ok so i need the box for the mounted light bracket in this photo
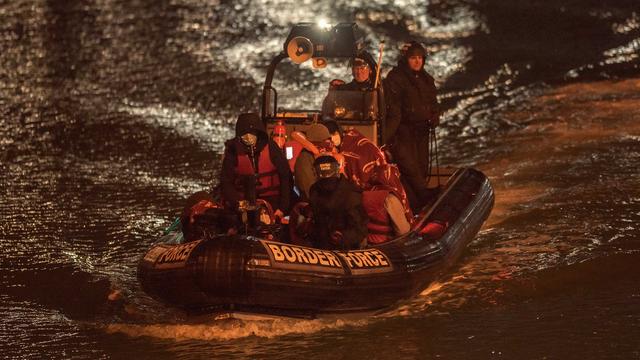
[283,22,364,61]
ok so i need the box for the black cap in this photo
[313,155,340,178]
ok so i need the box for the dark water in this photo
[1,0,639,358]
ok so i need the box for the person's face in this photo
[330,132,342,147]
[240,132,257,146]
[407,55,424,71]
[353,63,370,83]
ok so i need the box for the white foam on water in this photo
[105,314,370,341]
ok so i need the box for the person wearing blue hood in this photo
[220,113,291,220]
[383,41,441,212]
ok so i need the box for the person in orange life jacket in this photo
[383,41,441,212]
[220,113,291,220]
[308,155,368,250]
[362,167,411,245]
[293,123,335,201]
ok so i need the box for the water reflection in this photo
[1,0,640,358]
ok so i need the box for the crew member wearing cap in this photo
[339,56,374,91]
[308,155,368,250]
[293,123,335,201]
[383,41,441,211]
[321,54,383,120]
[220,113,292,220]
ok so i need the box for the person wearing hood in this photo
[220,113,291,220]
[383,41,441,212]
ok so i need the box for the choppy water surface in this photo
[1,0,639,359]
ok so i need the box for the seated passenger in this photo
[337,125,386,188]
[308,155,368,250]
[293,123,335,201]
[362,187,410,244]
[220,113,291,221]
[325,121,413,221]
[362,166,413,245]
[367,161,414,225]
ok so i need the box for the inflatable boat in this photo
[138,23,494,317]
[138,167,493,317]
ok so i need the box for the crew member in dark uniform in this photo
[220,113,291,220]
[339,56,374,91]
[322,53,385,120]
[383,41,441,211]
[308,155,368,250]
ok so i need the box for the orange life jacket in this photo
[234,143,280,199]
[362,189,394,245]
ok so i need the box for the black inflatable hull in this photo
[138,168,494,316]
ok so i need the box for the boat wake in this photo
[104,315,370,341]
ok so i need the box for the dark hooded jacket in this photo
[382,56,440,144]
[220,113,291,212]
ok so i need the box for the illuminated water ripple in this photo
[1,0,640,358]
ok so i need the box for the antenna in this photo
[374,41,385,89]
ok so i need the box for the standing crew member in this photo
[384,41,441,211]
[220,113,291,220]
